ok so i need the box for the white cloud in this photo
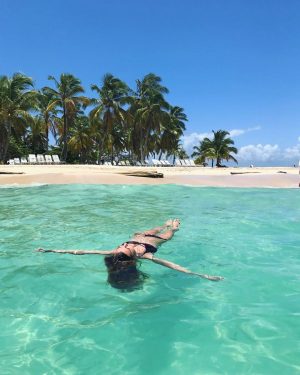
[229,126,261,138]
[182,132,212,153]
[238,141,300,163]
[229,129,245,137]
[238,144,281,162]
[283,144,300,159]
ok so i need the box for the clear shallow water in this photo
[0,184,300,375]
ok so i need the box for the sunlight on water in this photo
[0,185,300,374]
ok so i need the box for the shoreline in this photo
[0,165,299,188]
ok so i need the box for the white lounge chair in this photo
[8,159,14,165]
[119,161,125,166]
[175,159,182,166]
[189,159,196,166]
[45,155,53,164]
[52,155,61,164]
[28,154,37,164]
[163,160,172,166]
[14,158,21,165]
[180,159,189,166]
[153,159,163,166]
[37,154,46,164]
[20,157,28,164]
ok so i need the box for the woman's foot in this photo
[172,219,180,230]
[165,219,173,227]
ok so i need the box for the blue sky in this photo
[1,0,300,165]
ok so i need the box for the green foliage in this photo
[7,136,30,159]
[192,130,238,167]
[0,71,191,164]
[43,74,89,161]
[0,73,38,162]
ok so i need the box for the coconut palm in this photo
[192,138,217,167]
[90,73,130,163]
[43,74,89,161]
[192,130,238,167]
[158,105,187,159]
[37,89,58,150]
[130,73,170,162]
[25,117,47,154]
[68,116,94,163]
[0,73,37,163]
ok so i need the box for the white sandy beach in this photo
[0,164,299,188]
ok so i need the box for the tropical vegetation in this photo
[192,130,238,167]
[0,72,189,164]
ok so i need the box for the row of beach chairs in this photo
[152,159,196,167]
[103,159,197,167]
[175,159,197,167]
[7,156,197,167]
[7,154,61,165]
[103,160,150,166]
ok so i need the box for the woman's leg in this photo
[139,220,173,235]
[148,219,180,241]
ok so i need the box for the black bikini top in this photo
[126,241,157,254]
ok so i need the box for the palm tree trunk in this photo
[97,137,103,164]
[0,127,8,163]
[143,126,150,163]
[61,105,68,161]
[0,122,11,163]
[140,126,144,162]
[45,120,49,152]
[111,143,114,164]
[211,159,214,167]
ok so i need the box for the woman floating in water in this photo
[37,219,223,290]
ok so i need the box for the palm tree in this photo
[90,73,130,163]
[68,116,94,163]
[158,105,187,160]
[212,129,238,166]
[37,89,58,151]
[25,117,47,154]
[0,73,37,163]
[192,138,217,167]
[130,73,170,162]
[192,130,238,167]
[43,74,89,161]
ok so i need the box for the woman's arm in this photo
[142,253,224,281]
[36,248,116,255]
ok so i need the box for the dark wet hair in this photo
[104,256,148,292]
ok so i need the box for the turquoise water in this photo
[0,184,300,375]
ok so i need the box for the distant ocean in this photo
[1,185,299,374]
